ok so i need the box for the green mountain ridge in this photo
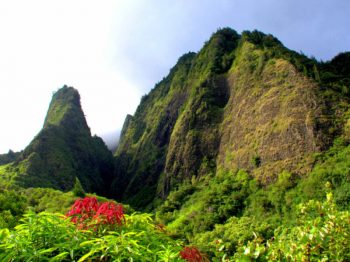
[114,28,349,208]
[0,150,20,165]
[0,86,115,196]
[0,27,349,261]
[0,28,348,210]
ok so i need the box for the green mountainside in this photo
[114,28,349,208]
[0,86,115,196]
[0,28,349,261]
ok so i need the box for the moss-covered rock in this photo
[114,28,350,208]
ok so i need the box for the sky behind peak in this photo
[0,0,349,153]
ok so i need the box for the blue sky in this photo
[0,0,349,153]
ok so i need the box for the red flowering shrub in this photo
[66,197,125,230]
[180,246,205,262]
[94,201,125,226]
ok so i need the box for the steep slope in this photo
[214,42,325,182]
[115,28,349,208]
[114,52,196,205]
[0,86,114,196]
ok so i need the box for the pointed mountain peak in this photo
[205,27,240,51]
[212,27,240,39]
[44,85,81,126]
[43,85,90,134]
[7,85,115,195]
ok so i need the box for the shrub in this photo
[180,246,207,262]
[0,197,192,261]
[0,212,88,261]
[72,177,85,197]
[0,189,28,228]
[66,197,125,232]
[251,155,261,167]
[234,192,350,261]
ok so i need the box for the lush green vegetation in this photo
[1,158,349,261]
[0,28,349,261]
[0,198,189,261]
[234,193,350,261]
[114,27,350,209]
[155,138,350,260]
[0,187,115,229]
[1,86,115,197]
[0,189,27,229]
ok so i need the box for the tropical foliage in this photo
[234,193,350,261]
[0,197,195,261]
[0,28,349,261]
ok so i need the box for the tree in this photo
[73,177,85,197]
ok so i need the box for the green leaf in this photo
[51,252,69,261]
[0,228,9,240]
[39,247,57,254]
[80,239,100,247]
[78,250,96,262]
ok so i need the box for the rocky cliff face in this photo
[216,43,327,182]
[11,86,115,195]
[113,52,196,205]
[115,29,348,207]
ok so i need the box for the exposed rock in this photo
[114,29,348,207]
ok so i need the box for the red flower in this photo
[180,246,205,262]
[66,197,98,217]
[66,197,125,230]
[94,202,125,226]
